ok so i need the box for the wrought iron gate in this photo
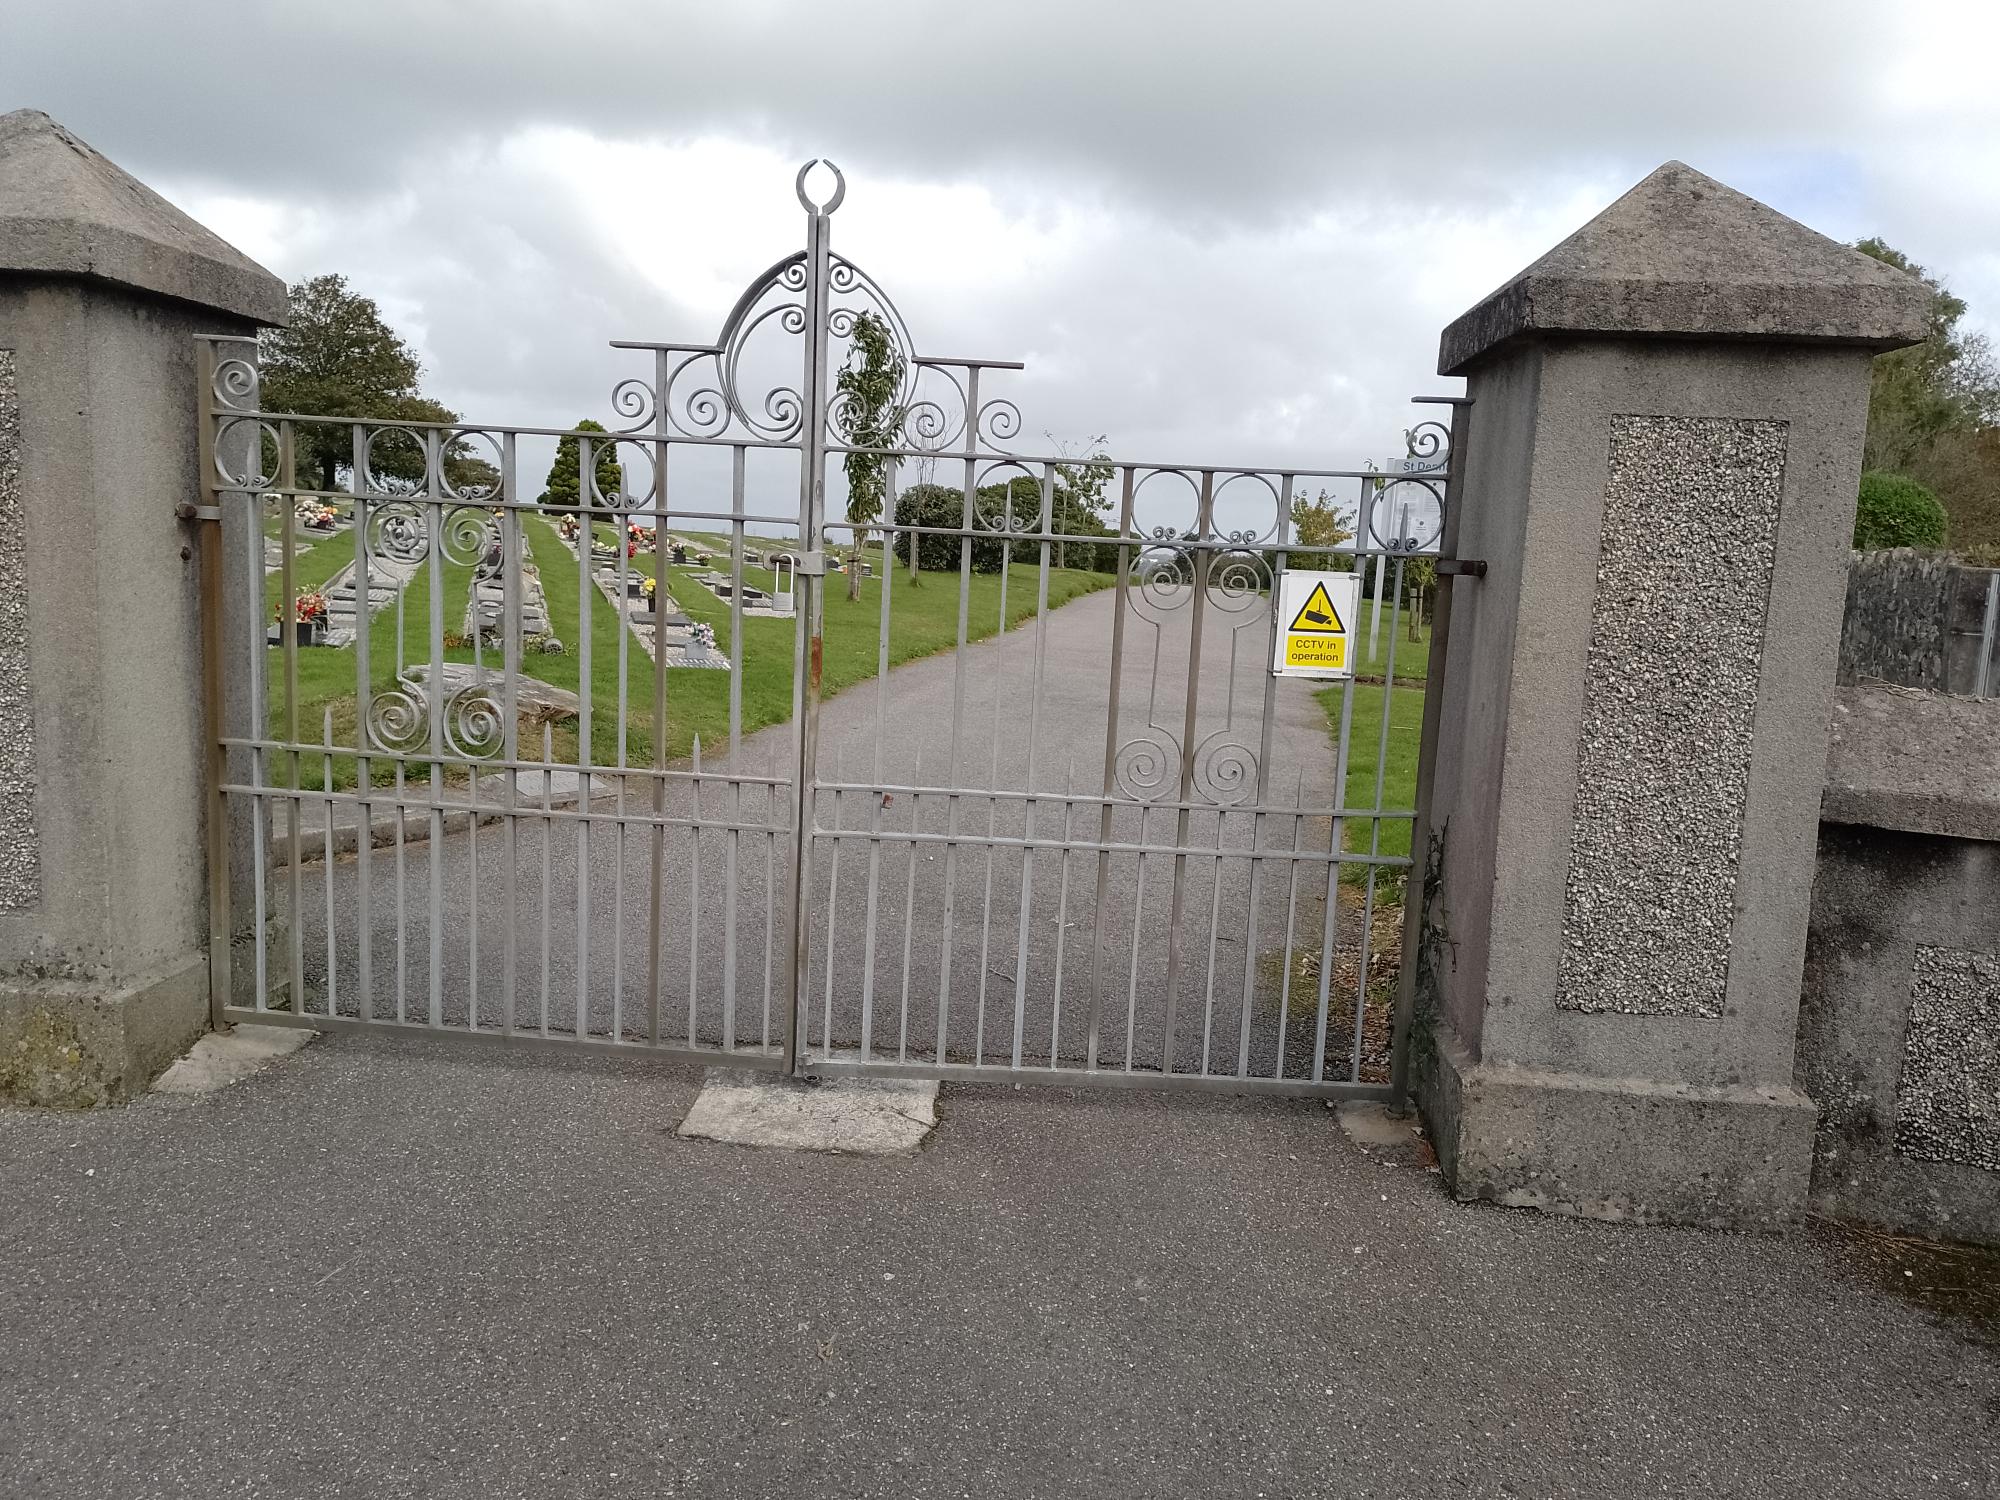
[197,161,1464,1099]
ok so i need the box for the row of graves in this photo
[555,517,729,670]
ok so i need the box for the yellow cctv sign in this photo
[1272,571,1360,680]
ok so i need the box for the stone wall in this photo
[1838,549,1998,695]
[1800,684,2000,1244]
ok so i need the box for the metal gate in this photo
[196,162,1464,1100]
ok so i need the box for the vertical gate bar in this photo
[859,471,898,1060]
[973,732,1001,1065]
[690,736,704,1048]
[574,450,597,1039]
[646,377,672,1047]
[1339,557,1408,1082]
[467,494,484,1032]
[1087,467,1137,1071]
[322,710,337,1017]
[249,481,269,1013]
[971,512,1012,1066]
[648,372,680,1048]
[896,754,922,1064]
[1272,772,1308,1077]
[1199,806,1227,1073]
[1048,758,1077,1069]
[351,425,373,1020]
[425,435,445,1028]
[1123,802,1148,1072]
[193,343,232,1031]
[764,760,778,1050]
[819,767,842,1052]
[1159,473,1214,1072]
[539,721,554,1035]
[393,755,407,1023]
[724,444,748,1052]
[781,196,835,1076]
[1010,464,1057,1070]
[1388,399,1472,1103]
[1237,477,1292,1077]
[613,764,626,1044]
[279,422,306,1016]
[612,466,631,1043]
[1977,571,1999,699]
[500,435,521,1036]
[933,364,982,1066]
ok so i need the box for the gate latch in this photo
[1437,558,1487,579]
[795,551,829,577]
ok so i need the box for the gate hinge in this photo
[795,550,829,577]
[1437,558,1486,579]
[177,502,222,523]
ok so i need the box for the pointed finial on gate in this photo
[796,159,847,216]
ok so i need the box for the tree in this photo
[1855,239,2000,550]
[259,274,493,497]
[541,419,623,511]
[836,313,906,601]
[1289,487,1355,564]
[1050,432,1114,570]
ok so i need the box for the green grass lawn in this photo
[266,517,1113,787]
[1317,678,1425,878]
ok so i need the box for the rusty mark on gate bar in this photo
[810,634,823,691]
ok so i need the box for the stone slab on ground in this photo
[678,1067,937,1155]
[152,1024,314,1095]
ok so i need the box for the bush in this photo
[1854,471,1947,550]
[891,484,1009,574]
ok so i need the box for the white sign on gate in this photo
[1270,569,1361,680]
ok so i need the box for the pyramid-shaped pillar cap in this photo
[1438,161,1930,377]
[0,109,286,325]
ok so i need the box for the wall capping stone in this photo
[1438,161,1930,376]
[1821,683,2000,841]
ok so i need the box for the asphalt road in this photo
[2,1037,1993,1498]
[282,581,1410,1082]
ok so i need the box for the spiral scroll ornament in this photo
[365,501,431,568]
[366,682,430,755]
[442,684,505,761]
[1192,732,1258,807]
[1113,726,1183,803]
[211,357,260,412]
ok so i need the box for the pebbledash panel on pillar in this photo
[0,348,34,912]
[1555,414,1788,1018]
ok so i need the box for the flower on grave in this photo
[642,575,657,598]
[689,621,716,651]
[279,591,327,626]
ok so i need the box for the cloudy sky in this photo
[7,0,1998,491]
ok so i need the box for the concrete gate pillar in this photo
[1410,162,1930,1225]
[0,110,285,1104]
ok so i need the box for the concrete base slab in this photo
[153,1024,315,1095]
[1414,1024,1816,1229]
[678,1068,938,1156]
